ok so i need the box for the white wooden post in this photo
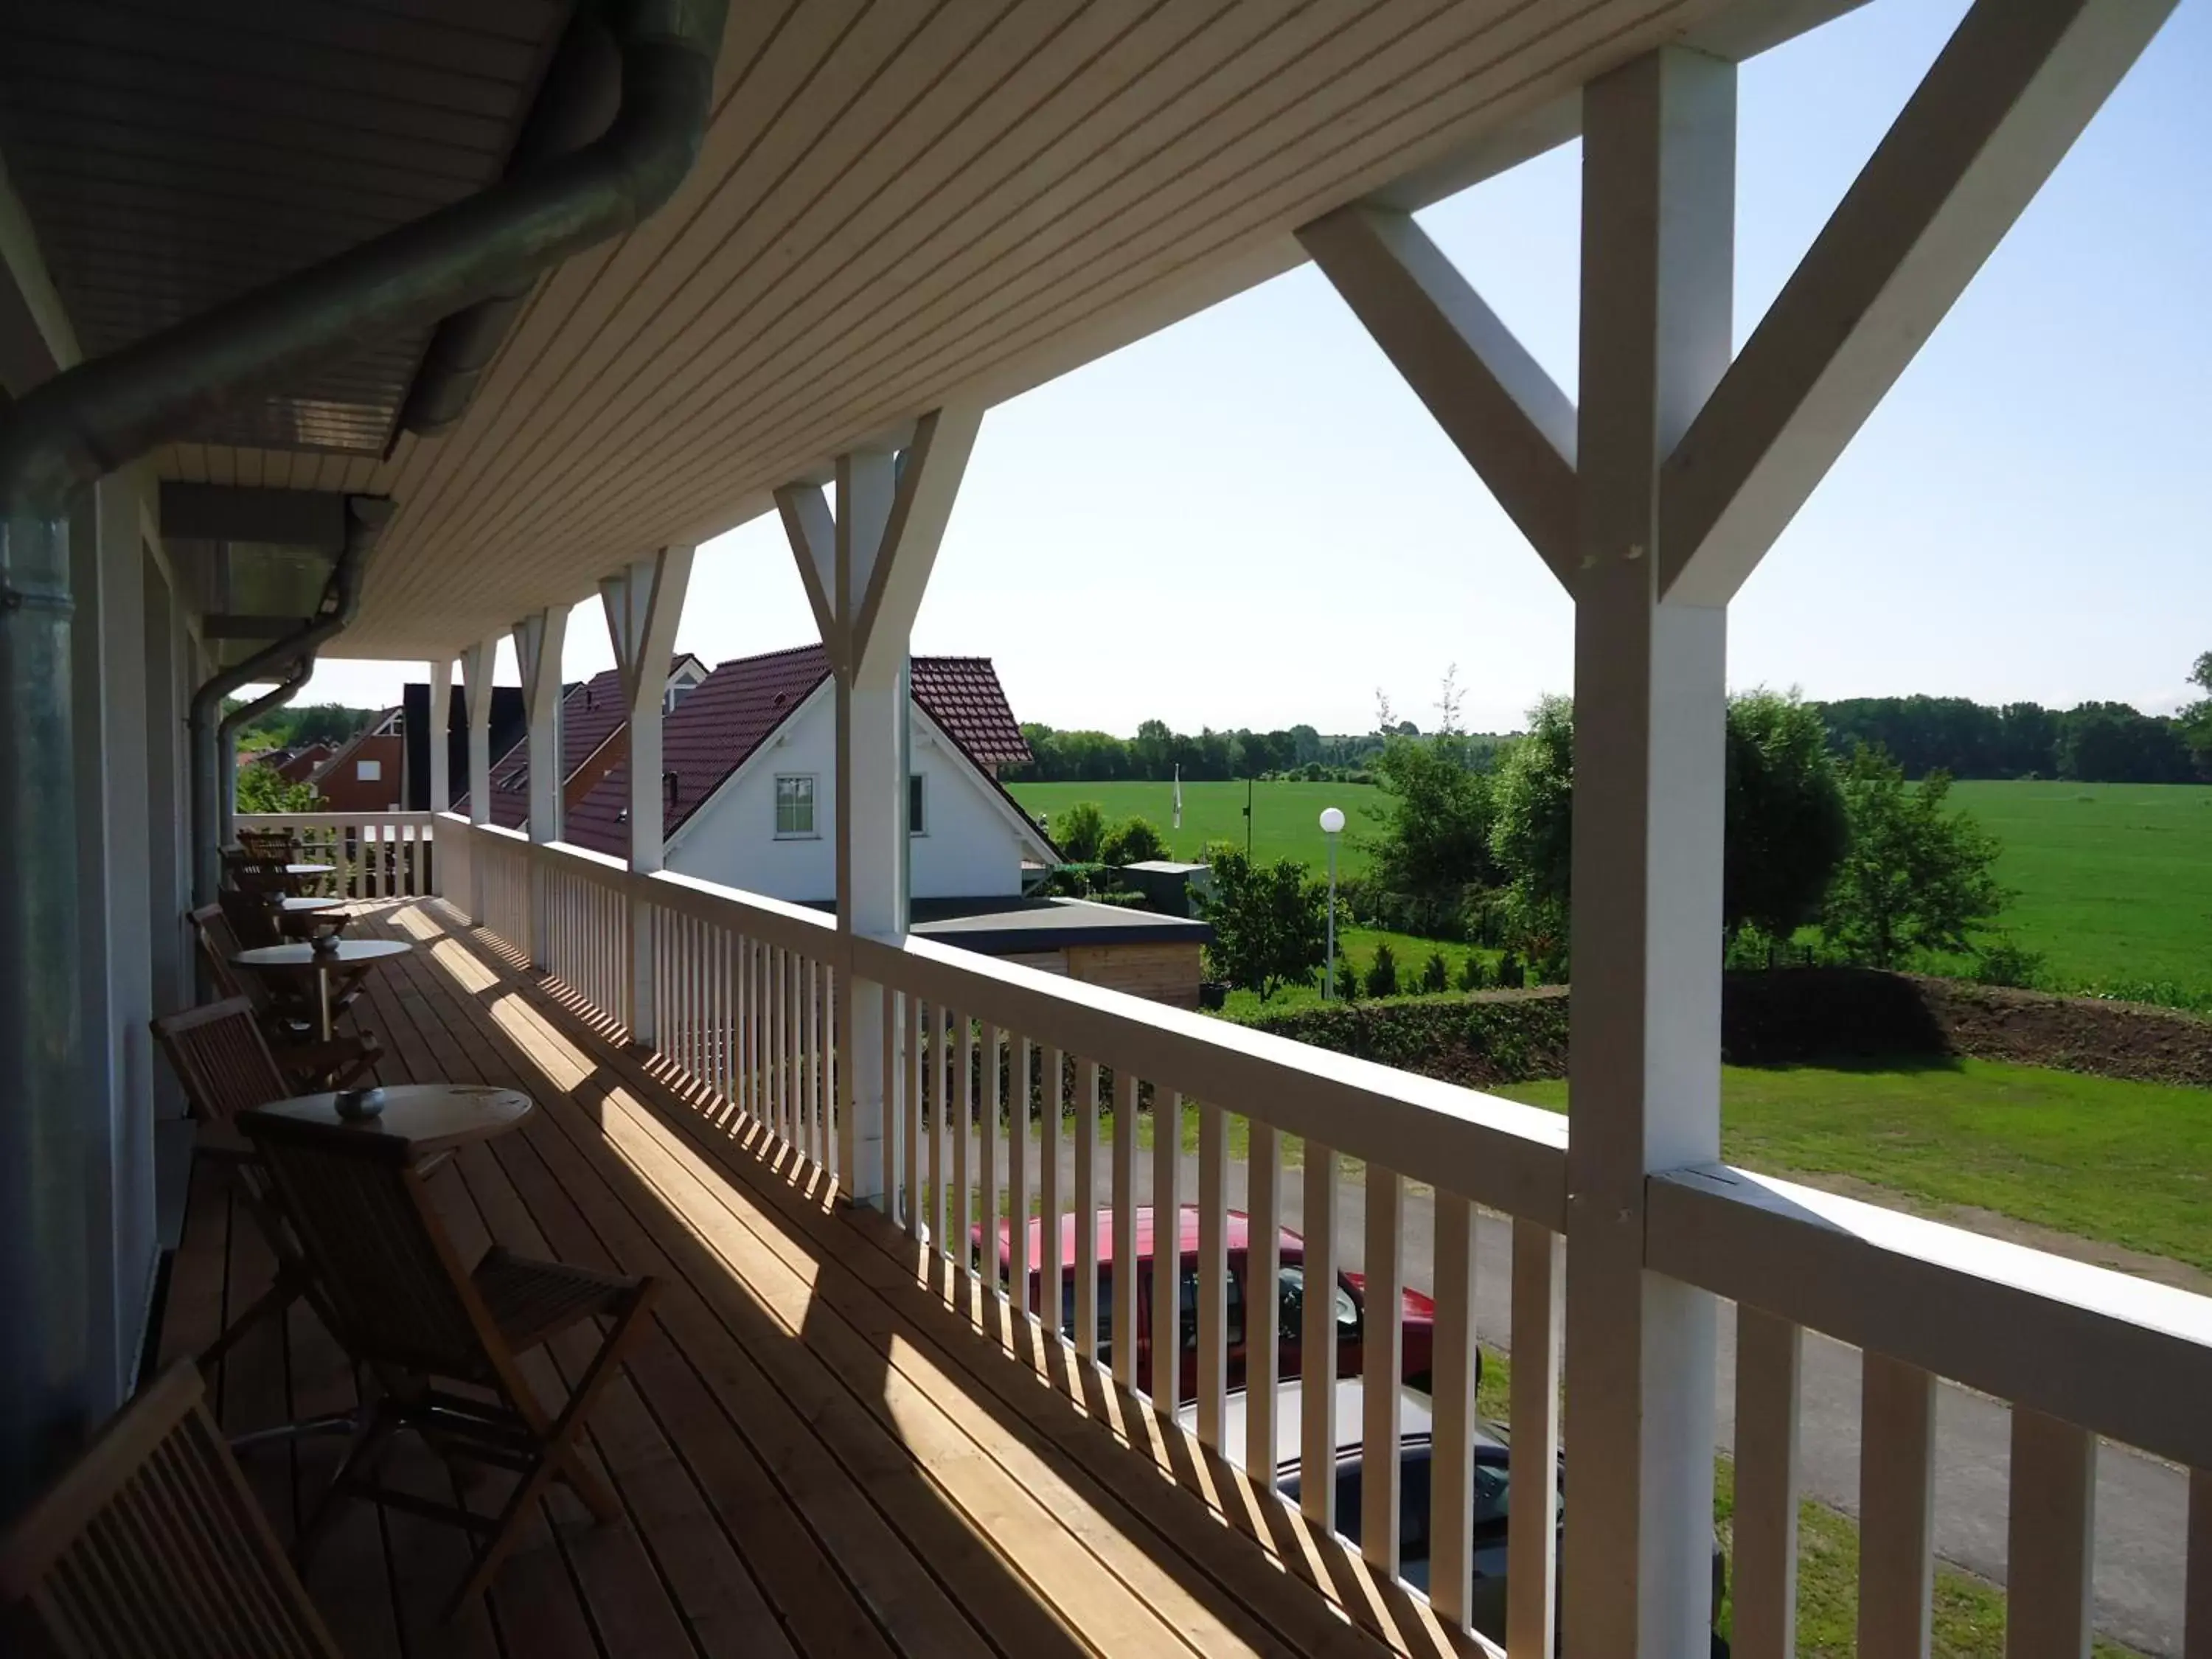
[459,636,497,920]
[777,407,982,1208]
[462,636,496,827]
[426,657,452,814]
[1562,51,1736,1658]
[599,546,692,1046]
[512,605,566,965]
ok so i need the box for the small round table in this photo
[252,1082,534,1157]
[234,936,412,1039]
[279,894,341,914]
[285,862,335,877]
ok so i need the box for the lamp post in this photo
[1319,806,1345,999]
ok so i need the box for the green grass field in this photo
[1008,779,1386,874]
[1939,779,2212,1000]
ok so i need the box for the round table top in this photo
[286,862,335,877]
[234,938,412,970]
[254,1083,534,1154]
[279,894,343,913]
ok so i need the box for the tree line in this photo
[1819,691,2205,783]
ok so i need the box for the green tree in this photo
[1198,847,1328,1001]
[1455,953,1486,992]
[2055,701,2192,783]
[1822,746,2006,968]
[1099,815,1169,866]
[1052,800,1107,862]
[1418,950,1451,994]
[1366,731,1498,899]
[1363,940,1399,998]
[1488,696,1575,967]
[1725,689,1848,947]
[236,762,321,813]
[2182,653,2212,776]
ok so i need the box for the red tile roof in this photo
[563,645,1031,859]
[456,669,628,829]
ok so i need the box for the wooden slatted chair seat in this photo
[237,1107,658,1617]
[0,1362,344,1658]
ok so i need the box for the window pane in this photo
[1276,1264,1363,1343]
[775,775,814,835]
[909,772,925,835]
[355,758,380,781]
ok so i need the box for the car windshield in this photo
[1276,1262,1358,1339]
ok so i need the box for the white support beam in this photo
[599,546,692,1046]
[1559,47,1735,1659]
[1298,205,1579,585]
[511,605,568,846]
[426,657,452,815]
[461,636,497,830]
[778,407,981,1208]
[1660,0,2176,605]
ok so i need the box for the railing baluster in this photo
[1300,1141,1339,1531]
[1733,1307,1803,1659]
[1040,1046,1063,1338]
[1361,1163,1403,1573]
[953,1009,973,1299]
[1009,1037,1032,1310]
[1431,1191,1478,1631]
[931,1003,951,1262]
[1196,1100,1227,1446]
[1859,1352,1937,1659]
[2007,1408,2096,1659]
[981,1023,1002,1305]
[1245,1117,1281,1489]
[1112,1068,1139,1390]
[810,959,827,1164]
[1152,1091,1184,1416]
[1507,1220,1562,1659]
[1075,1060,1100,1366]
[904,995,922,1241]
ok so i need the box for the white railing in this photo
[236,810,437,898]
[451,826,2212,1658]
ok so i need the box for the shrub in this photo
[1053,800,1107,863]
[1419,950,1452,994]
[1456,954,1487,992]
[1495,950,1526,990]
[1099,814,1169,866]
[1973,936,2046,989]
[1364,941,1399,998]
[1200,847,1329,1001]
[1333,953,1361,1001]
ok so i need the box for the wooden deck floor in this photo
[160,898,1480,1659]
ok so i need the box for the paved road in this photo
[964,1128,2188,1655]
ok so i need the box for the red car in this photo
[975,1206,1437,1401]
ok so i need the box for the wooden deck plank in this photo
[158,898,1481,1659]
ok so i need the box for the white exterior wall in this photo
[667,692,1027,904]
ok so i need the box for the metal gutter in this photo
[0,0,726,1514]
[215,653,315,850]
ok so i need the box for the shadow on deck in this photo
[159,897,1481,1659]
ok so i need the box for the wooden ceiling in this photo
[12,0,1855,659]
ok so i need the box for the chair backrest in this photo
[238,1110,501,1382]
[219,885,283,950]
[189,904,251,1003]
[239,827,296,858]
[150,998,291,1130]
[0,1362,342,1658]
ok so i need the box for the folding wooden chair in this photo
[151,998,378,1373]
[0,1361,344,1657]
[237,1107,658,1616]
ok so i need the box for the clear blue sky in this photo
[308,0,2212,738]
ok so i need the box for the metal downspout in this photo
[0,0,726,1513]
[214,655,316,855]
[188,498,385,904]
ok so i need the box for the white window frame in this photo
[908,771,927,838]
[773,773,818,839]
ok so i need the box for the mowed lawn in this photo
[1007,779,1385,873]
[1939,779,2212,996]
[1497,1057,2212,1273]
